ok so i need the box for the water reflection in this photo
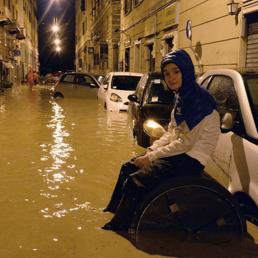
[0,86,256,258]
[41,100,74,185]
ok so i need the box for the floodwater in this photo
[0,84,257,258]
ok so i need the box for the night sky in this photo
[37,0,75,75]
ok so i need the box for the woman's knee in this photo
[120,161,138,178]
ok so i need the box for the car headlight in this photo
[110,93,122,102]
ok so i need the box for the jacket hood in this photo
[161,49,195,96]
[161,49,217,130]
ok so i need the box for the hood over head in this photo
[161,49,196,96]
[161,49,217,130]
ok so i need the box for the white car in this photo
[198,69,258,226]
[98,72,143,112]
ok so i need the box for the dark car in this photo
[128,72,174,148]
[52,72,100,98]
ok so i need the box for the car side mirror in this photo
[90,83,97,88]
[103,84,108,90]
[221,112,234,133]
[128,94,138,102]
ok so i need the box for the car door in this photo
[57,73,76,98]
[74,74,99,98]
[203,75,242,188]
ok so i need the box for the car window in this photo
[102,74,110,85]
[75,75,96,86]
[243,75,258,130]
[207,75,243,133]
[135,74,148,101]
[60,74,75,83]
[200,76,212,88]
[144,79,174,104]
[111,76,141,91]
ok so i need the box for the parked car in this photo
[197,69,258,226]
[52,72,100,98]
[97,72,143,112]
[128,72,174,148]
[44,73,60,85]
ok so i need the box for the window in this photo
[146,80,174,104]
[82,21,85,35]
[165,38,174,53]
[61,74,75,83]
[111,75,141,91]
[135,74,148,101]
[207,75,243,134]
[243,75,258,130]
[207,76,239,115]
[134,0,143,6]
[124,0,132,14]
[76,75,95,86]
[100,43,108,60]
[81,0,86,11]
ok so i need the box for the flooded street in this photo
[0,85,257,258]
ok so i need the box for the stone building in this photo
[0,0,38,86]
[178,0,258,75]
[75,0,258,75]
[119,0,179,73]
[75,0,120,75]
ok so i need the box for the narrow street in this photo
[0,85,257,258]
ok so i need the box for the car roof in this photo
[108,71,143,77]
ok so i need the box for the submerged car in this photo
[128,72,174,148]
[97,72,143,112]
[53,72,100,98]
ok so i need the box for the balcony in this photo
[6,21,20,35]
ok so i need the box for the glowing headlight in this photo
[110,93,122,102]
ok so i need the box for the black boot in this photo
[102,194,136,231]
[102,177,144,231]
[103,162,138,213]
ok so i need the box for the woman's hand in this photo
[134,155,151,169]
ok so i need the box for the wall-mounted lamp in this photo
[114,28,131,45]
[227,0,240,16]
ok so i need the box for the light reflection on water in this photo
[0,85,257,258]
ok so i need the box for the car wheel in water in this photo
[130,174,246,247]
[53,92,64,98]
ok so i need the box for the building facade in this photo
[0,0,38,86]
[75,0,120,75]
[178,0,258,75]
[75,0,258,75]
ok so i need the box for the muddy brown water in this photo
[0,85,257,258]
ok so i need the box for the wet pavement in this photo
[0,84,257,258]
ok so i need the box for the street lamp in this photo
[227,0,240,16]
[51,24,59,33]
[55,46,61,52]
[114,28,131,45]
[54,38,61,45]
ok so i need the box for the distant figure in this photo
[27,67,34,89]
[33,70,38,85]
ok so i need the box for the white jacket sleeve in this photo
[147,110,220,163]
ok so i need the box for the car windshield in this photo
[243,75,258,130]
[111,75,141,91]
[146,79,174,104]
